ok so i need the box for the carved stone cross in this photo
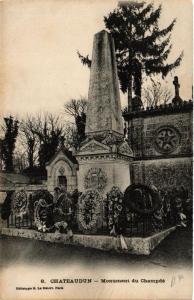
[173,76,180,98]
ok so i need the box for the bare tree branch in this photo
[142,79,173,108]
[64,98,87,121]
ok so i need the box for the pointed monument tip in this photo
[94,29,109,36]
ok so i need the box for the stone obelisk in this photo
[76,30,133,196]
[85,30,123,137]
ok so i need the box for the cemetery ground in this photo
[0,227,192,270]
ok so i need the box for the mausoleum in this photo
[46,147,78,193]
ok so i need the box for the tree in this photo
[142,78,172,107]
[13,150,27,173]
[30,113,64,169]
[20,116,39,169]
[63,123,80,151]
[78,1,183,111]
[64,98,87,144]
[1,116,19,172]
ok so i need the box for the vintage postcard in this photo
[0,0,193,299]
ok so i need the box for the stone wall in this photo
[124,103,193,195]
[131,157,192,196]
[128,111,192,159]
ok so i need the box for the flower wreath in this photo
[106,186,124,231]
[78,190,102,233]
[124,184,161,215]
[32,190,54,232]
[12,190,28,218]
[34,198,53,232]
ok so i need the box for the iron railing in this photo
[7,213,33,229]
[6,209,175,237]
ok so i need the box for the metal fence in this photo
[124,213,175,237]
[6,209,175,238]
[7,213,33,229]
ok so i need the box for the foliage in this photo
[78,1,183,110]
[1,116,19,171]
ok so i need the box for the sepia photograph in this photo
[0,0,192,299]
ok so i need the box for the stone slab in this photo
[0,226,176,255]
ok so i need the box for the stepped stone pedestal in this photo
[76,30,133,197]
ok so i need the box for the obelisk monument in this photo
[76,30,133,196]
[85,30,123,137]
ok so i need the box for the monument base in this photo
[1,227,176,255]
[77,156,131,196]
[75,133,133,234]
[76,136,133,196]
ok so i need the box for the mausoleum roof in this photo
[46,146,78,166]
